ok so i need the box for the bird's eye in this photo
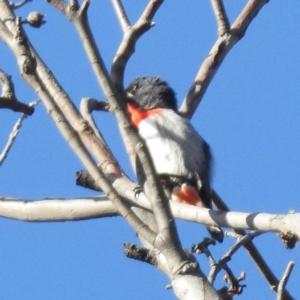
[132,84,138,91]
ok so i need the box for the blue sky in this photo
[0,0,299,299]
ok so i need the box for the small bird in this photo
[126,76,223,242]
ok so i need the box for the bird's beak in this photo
[125,91,134,102]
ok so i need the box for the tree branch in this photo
[0,69,34,115]
[208,231,262,284]
[111,0,130,31]
[0,99,40,166]
[79,97,109,143]
[210,0,230,36]
[0,0,157,246]
[9,0,32,9]
[212,190,293,300]
[277,261,295,300]
[111,0,163,91]
[0,195,299,242]
[0,196,119,221]
[179,0,269,119]
[2,5,204,296]
[47,1,203,284]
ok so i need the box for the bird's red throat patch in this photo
[127,103,164,127]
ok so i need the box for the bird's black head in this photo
[126,77,177,111]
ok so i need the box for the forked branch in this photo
[179,0,269,119]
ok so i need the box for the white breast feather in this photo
[137,110,206,179]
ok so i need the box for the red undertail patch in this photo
[171,184,206,207]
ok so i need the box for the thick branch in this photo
[0,196,119,221]
[1,195,299,241]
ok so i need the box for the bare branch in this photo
[47,2,199,282]
[0,196,118,221]
[222,231,263,260]
[212,190,293,300]
[9,0,31,9]
[46,0,68,15]
[223,269,246,296]
[45,0,160,245]
[0,69,34,115]
[192,238,217,268]
[277,261,295,300]
[123,243,158,266]
[192,237,247,296]
[210,0,230,36]
[0,0,157,246]
[1,192,300,242]
[111,0,130,31]
[111,0,163,90]
[110,3,196,275]
[0,99,40,166]
[79,97,109,142]
[139,0,163,22]
[76,170,102,191]
[179,0,269,119]
[209,231,262,283]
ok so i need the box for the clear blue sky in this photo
[0,1,299,299]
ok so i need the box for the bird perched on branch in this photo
[126,76,223,242]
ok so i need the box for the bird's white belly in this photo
[138,114,194,177]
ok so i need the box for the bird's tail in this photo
[206,225,224,243]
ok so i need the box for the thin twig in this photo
[223,268,246,296]
[208,231,261,284]
[210,0,230,36]
[0,100,40,166]
[212,190,293,299]
[111,0,130,31]
[222,231,263,261]
[277,261,295,300]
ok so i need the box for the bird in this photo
[125,76,223,242]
